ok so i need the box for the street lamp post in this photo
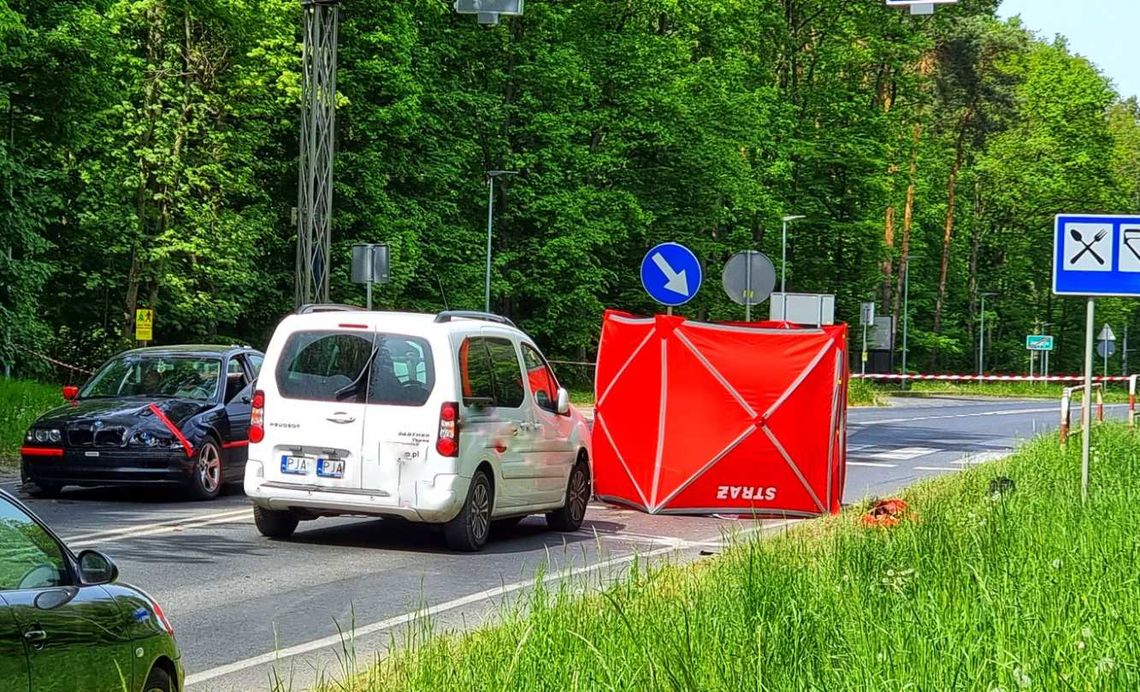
[780,214,805,319]
[978,292,997,376]
[484,170,518,313]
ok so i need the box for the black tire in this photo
[26,482,63,499]
[142,665,173,692]
[492,516,525,531]
[187,439,223,501]
[546,459,590,532]
[254,505,299,539]
[444,469,493,552]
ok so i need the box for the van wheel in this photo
[254,506,299,539]
[444,470,492,552]
[547,460,590,532]
[187,439,223,501]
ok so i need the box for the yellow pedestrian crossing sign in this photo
[135,309,154,342]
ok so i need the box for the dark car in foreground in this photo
[21,345,264,500]
[0,489,182,691]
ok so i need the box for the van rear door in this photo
[263,327,377,491]
[357,333,438,503]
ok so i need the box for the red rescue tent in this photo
[593,311,847,517]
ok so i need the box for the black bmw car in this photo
[20,345,264,500]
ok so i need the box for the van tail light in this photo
[436,402,459,457]
[249,390,265,444]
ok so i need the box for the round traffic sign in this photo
[721,251,776,306]
[640,242,702,307]
[1097,340,1116,359]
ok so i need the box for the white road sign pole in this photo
[1082,298,1094,502]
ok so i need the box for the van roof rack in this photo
[434,310,515,327]
[295,303,363,315]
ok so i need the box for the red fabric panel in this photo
[594,312,847,516]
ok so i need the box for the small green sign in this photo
[1026,335,1054,351]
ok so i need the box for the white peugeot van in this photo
[244,308,593,551]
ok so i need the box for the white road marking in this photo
[864,446,938,461]
[914,466,962,472]
[185,519,796,687]
[63,508,253,548]
[847,461,897,468]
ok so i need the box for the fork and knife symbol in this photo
[1070,228,1108,265]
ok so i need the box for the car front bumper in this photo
[22,447,196,487]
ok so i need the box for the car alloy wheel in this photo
[198,444,221,494]
[567,464,589,524]
[469,478,490,543]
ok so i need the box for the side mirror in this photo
[556,388,571,416]
[62,386,79,401]
[77,550,118,585]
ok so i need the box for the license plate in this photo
[317,459,345,479]
[280,455,313,475]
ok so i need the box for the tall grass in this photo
[0,379,64,465]
[330,426,1140,691]
[907,379,1130,402]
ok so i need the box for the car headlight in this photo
[25,429,34,443]
[132,431,159,447]
[34,429,49,443]
[47,429,62,444]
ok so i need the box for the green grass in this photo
[325,425,1140,691]
[896,380,1131,403]
[0,379,64,468]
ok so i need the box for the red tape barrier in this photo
[854,374,1134,383]
[148,404,195,458]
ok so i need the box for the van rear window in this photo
[276,330,434,406]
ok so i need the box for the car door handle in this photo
[507,424,520,436]
[326,414,356,424]
[23,629,47,648]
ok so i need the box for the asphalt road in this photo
[2,396,1111,690]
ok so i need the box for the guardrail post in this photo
[1130,375,1137,428]
[1060,389,1071,446]
[1096,386,1104,424]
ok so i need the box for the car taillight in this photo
[436,402,459,457]
[250,390,265,444]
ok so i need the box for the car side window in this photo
[0,499,69,591]
[459,338,495,405]
[521,344,560,413]
[485,338,525,409]
[247,354,264,378]
[225,357,251,404]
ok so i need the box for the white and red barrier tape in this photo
[853,373,1134,383]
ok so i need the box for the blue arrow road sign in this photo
[640,242,702,307]
[1054,214,1140,297]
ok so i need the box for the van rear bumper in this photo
[244,461,466,523]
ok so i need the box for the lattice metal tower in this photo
[295,0,340,307]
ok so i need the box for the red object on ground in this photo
[593,311,848,517]
[861,498,911,528]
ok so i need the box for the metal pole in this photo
[1081,297,1094,502]
[366,280,372,311]
[1125,324,1129,376]
[745,251,752,322]
[780,220,787,297]
[485,176,495,313]
[902,257,910,376]
[861,323,868,377]
[295,0,339,307]
[978,294,986,376]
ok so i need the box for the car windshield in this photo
[81,355,223,401]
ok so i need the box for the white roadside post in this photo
[1130,374,1138,428]
[1082,299,1094,500]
